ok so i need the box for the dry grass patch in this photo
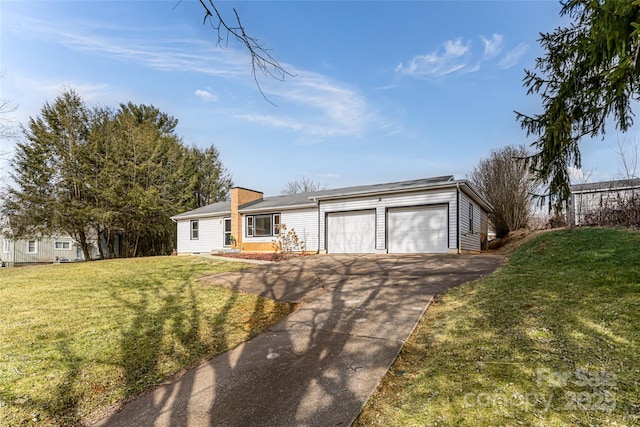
[357,228,640,426]
[0,256,293,426]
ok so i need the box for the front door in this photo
[224,218,232,247]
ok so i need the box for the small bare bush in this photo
[272,224,305,260]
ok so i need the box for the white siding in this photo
[282,208,318,252]
[459,192,481,252]
[319,189,457,252]
[176,216,225,254]
[241,208,319,251]
[1,236,98,264]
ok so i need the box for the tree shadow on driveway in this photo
[94,254,503,427]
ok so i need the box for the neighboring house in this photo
[171,176,492,255]
[569,178,640,225]
[1,234,98,266]
[0,219,119,266]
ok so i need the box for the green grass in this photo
[357,228,640,426]
[0,256,293,426]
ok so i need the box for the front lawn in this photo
[0,256,293,426]
[357,228,640,426]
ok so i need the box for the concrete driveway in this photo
[94,253,503,427]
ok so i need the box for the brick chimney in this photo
[230,187,263,249]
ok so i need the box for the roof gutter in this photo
[457,180,494,213]
[309,182,463,203]
[571,184,640,194]
[239,203,317,215]
[170,212,232,221]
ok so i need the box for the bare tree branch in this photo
[0,73,18,161]
[614,136,639,179]
[469,145,536,238]
[281,177,327,195]
[195,0,294,105]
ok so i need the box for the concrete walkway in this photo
[93,254,503,427]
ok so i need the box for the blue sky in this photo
[0,0,634,196]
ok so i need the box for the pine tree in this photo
[5,89,96,259]
[185,145,233,209]
[3,90,233,258]
[516,0,640,211]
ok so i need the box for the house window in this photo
[255,215,272,236]
[246,213,281,237]
[273,214,281,234]
[54,241,71,250]
[190,220,199,240]
[468,202,474,234]
[247,216,254,237]
[223,218,232,246]
[27,240,37,254]
[2,239,10,253]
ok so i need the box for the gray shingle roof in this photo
[240,176,455,211]
[570,178,640,193]
[171,201,230,219]
[172,175,457,218]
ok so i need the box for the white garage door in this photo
[388,205,448,253]
[327,210,375,254]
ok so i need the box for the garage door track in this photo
[94,254,503,427]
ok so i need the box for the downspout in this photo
[456,182,461,254]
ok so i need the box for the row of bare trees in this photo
[470,137,640,238]
[581,194,640,227]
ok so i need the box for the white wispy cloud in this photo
[10,76,131,124]
[8,14,252,79]
[397,34,529,79]
[498,43,528,69]
[234,114,305,132]
[263,70,374,137]
[27,81,118,103]
[9,13,383,139]
[234,72,374,138]
[396,38,472,77]
[480,34,503,59]
[195,88,217,101]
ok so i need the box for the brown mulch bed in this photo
[215,253,314,262]
[216,253,278,261]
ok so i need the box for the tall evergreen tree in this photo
[102,103,187,257]
[185,145,232,208]
[5,89,96,259]
[3,90,233,259]
[516,0,640,211]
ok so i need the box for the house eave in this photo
[308,180,493,212]
[456,180,494,213]
[170,211,231,221]
[309,182,456,202]
[239,203,318,215]
[571,185,640,195]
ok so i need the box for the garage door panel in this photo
[388,205,448,253]
[327,210,375,254]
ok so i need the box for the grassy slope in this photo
[0,257,292,426]
[357,228,640,426]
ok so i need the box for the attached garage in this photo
[327,210,375,254]
[387,205,448,253]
